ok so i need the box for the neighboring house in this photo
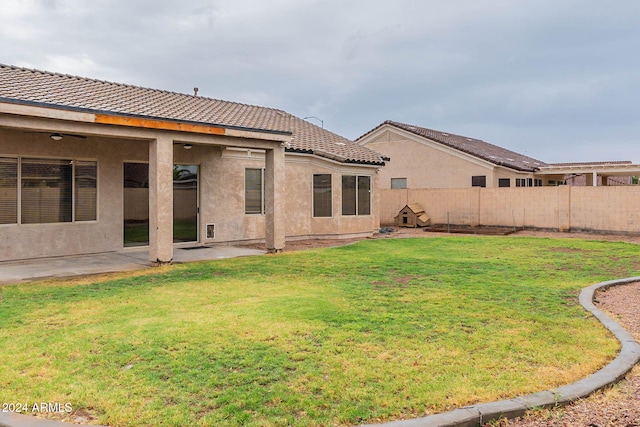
[549,162,635,186]
[356,120,640,189]
[0,64,385,263]
[356,120,549,189]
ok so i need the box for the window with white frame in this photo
[245,168,264,215]
[0,157,97,224]
[342,175,371,216]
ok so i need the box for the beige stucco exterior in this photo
[359,126,538,189]
[219,150,380,242]
[0,113,380,262]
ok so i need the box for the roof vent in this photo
[193,87,199,96]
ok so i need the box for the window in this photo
[342,175,371,216]
[0,157,18,224]
[534,179,543,187]
[391,178,407,189]
[515,178,527,187]
[498,178,510,188]
[245,168,264,214]
[123,162,149,247]
[313,174,332,217]
[2,157,98,225]
[471,175,486,187]
[21,158,73,223]
[75,161,97,221]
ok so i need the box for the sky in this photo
[1,0,640,163]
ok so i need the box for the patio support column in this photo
[264,144,286,253]
[149,136,174,264]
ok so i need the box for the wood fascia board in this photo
[94,114,225,136]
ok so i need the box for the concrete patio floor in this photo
[0,245,266,285]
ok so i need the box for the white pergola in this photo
[536,163,640,186]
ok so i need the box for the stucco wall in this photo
[381,186,640,233]
[0,129,380,261]
[0,129,146,260]
[216,152,381,242]
[362,128,536,189]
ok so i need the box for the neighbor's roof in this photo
[0,64,384,165]
[550,161,632,167]
[357,120,546,171]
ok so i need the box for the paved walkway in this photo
[0,245,266,285]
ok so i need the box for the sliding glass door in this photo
[173,164,198,243]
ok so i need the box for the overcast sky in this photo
[2,0,639,163]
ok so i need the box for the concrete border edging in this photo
[1,278,639,427]
[361,276,640,427]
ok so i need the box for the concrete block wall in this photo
[380,186,640,234]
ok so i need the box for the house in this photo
[0,64,385,263]
[548,161,636,186]
[356,120,549,189]
[358,120,640,190]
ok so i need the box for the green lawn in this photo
[0,236,638,426]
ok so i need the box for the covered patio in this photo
[536,162,640,186]
[0,66,291,264]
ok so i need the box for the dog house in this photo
[394,203,430,228]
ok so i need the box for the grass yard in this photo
[1,236,639,426]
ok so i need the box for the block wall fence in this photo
[380,186,640,234]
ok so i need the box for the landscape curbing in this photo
[1,278,639,427]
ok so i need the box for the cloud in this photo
[2,0,640,162]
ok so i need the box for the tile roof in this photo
[358,120,547,172]
[0,64,384,165]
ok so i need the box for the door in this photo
[173,164,199,243]
[123,162,149,247]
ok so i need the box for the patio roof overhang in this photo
[536,163,640,177]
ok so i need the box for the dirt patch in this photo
[422,224,517,235]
